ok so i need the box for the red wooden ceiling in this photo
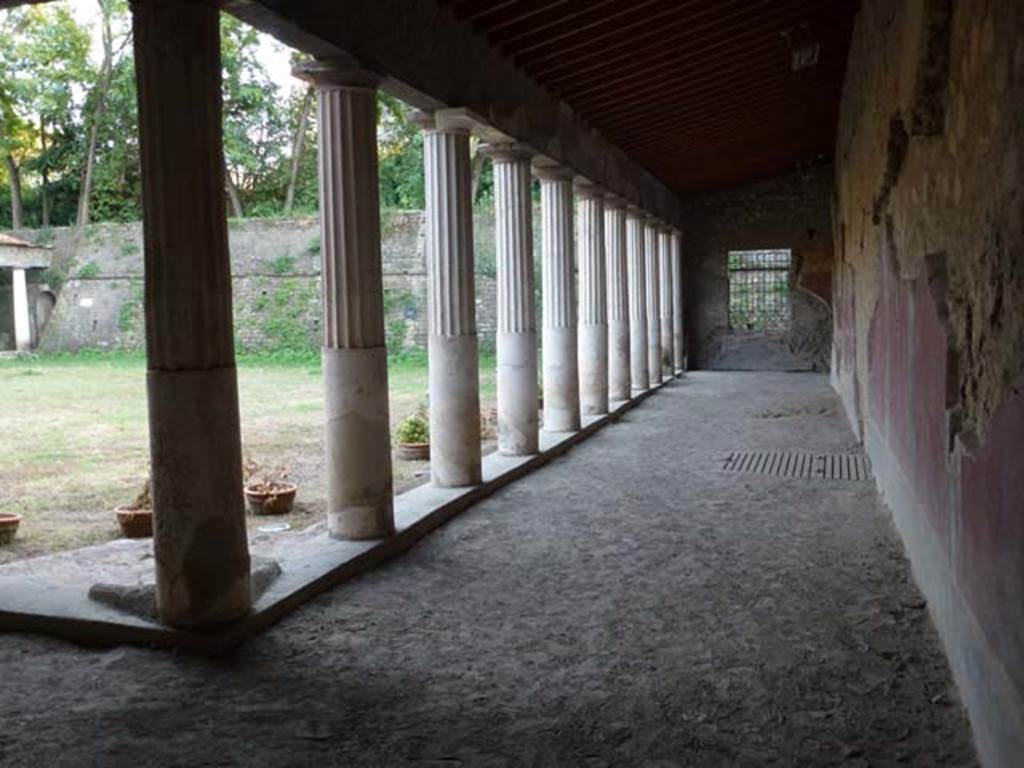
[437,0,860,196]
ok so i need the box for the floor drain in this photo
[721,451,872,481]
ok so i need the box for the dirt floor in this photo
[0,372,977,767]
[0,352,496,564]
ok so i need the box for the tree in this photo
[76,0,130,228]
[283,84,314,217]
[221,15,291,218]
[378,92,424,210]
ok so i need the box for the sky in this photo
[65,0,298,91]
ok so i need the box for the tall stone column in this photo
[482,142,538,456]
[644,215,662,386]
[575,180,608,416]
[11,268,31,351]
[132,0,250,628]
[626,205,649,394]
[418,112,481,486]
[297,62,394,540]
[658,223,674,379]
[604,196,630,401]
[535,164,580,432]
[672,228,685,374]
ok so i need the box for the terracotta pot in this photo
[115,507,153,539]
[396,442,430,461]
[0,513,21,545]
[244,482,298,516]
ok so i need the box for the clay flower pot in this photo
[0,513,21,545]
[244,482,298,516]
[396,442,430,461]
[115,507,153,539]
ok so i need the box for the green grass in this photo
[0,349,497,564]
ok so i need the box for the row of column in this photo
[132,1,685,629]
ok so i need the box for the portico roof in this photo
[0,233,52,270]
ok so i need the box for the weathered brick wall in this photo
[833,1,1024,763]
[26,212,503,354]
[681,162,835,371]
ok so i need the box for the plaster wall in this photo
[833,1,1024,763]
[681,164,834,371]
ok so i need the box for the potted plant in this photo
[0,513,21,546]
[243,458,297,516]
[395,406,430,461]
[115,480,153,539]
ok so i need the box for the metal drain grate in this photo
[721,451,872,481]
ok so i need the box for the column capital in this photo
[603,193,627,209]
[292,58,382,90]
[478,141,533,163]
[625,204,646,219]
[413,107,510,141]
[573,177,604,199]
[532,156,575,182]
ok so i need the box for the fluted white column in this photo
[626,205,649,394]
[297,62,394,540]
[672,228,685,374]
[644,215,662,386]
[132,0,250,628]
[418,112,481,487]
[12,268,31,351]
[658,223,674,380]
[575,180,608,416]
[604,196,630,401]
[536,165,579,432]
[482,142,538,456]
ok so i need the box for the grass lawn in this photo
[0,350,497,565]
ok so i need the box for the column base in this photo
[497,331,539,456]
[324,346,395,540]
[543,325,580,432]
[430,334,482,487]
[147,365,251,629]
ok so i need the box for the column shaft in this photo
[605,200,630,401]
[538,169,579,432]
[672,230,685,374]
[626,208,649,393]
[658,226,674,379]
[12,268,31,351]
[576,184,608,415]
[644,217,662,386]
[301,64,394,539]
[132,0,250,628]
[422,119,481,486]
[488,145,538,455]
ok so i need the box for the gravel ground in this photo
[0,372,977,767]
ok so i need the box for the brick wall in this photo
[24,212,505,354]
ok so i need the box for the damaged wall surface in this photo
[832,0,1024,764]
[682,163,834,371]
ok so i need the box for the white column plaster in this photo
[604,196,630,401]
[419,112,482,487]
[626,206,649,394]
[536,165,580,432]
[575,180,608,416]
